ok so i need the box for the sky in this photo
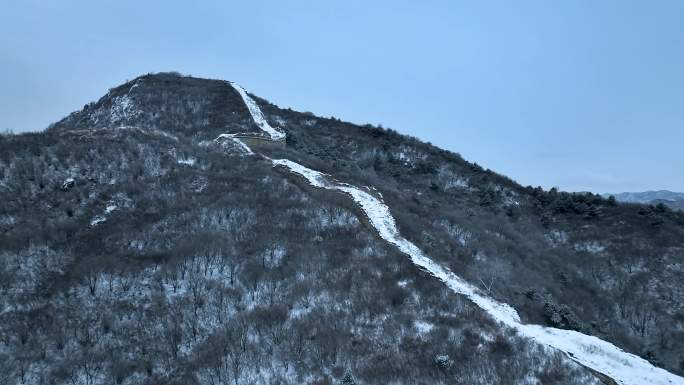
[1,1,683,193]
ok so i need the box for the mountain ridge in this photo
[226,81,682,385]
[604,191,684,212]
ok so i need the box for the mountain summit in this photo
[1,73,683,385]
[50,73,258,138]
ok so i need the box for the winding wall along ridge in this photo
[220,82,684,385]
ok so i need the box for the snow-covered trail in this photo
[223,82,684,385]
[229,83,286,141]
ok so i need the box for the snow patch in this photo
[177,157,196,166]
[274,116,287,126]
[105,203,117,214]
[215,134,254,155]
[128,79,141,93]
[0,215,15,227]
[61,177,75,191]
[394,145,427,166]
[503,190,521,207]
[437,165,469,190]
[110,95,140,125]
[90,215,107,227]
[546,230,569,246]
[90,194,132,228]
[415,320,434,335]
[438,220,472,247]
[574,241,606,254]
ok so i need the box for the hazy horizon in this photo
[2,1,683,193]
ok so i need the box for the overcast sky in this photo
[2,0,682,193]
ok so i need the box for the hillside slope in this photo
[227,82,681,385]
[1,73,683,384]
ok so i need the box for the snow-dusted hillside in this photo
[3,73,684,384]
[226,82,684,385]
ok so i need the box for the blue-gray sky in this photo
[2,1,682,193]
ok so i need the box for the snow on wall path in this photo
[215,133,254,154]
[225,83,684,385]
[272,160,683,385]
[229,82,286,141]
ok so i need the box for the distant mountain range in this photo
[604,190,684,211]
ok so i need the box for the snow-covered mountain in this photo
[604,191,684,211]
[2,73,683,385]
[606,190,684,204]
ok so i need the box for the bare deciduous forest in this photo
[1,73,682,384]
